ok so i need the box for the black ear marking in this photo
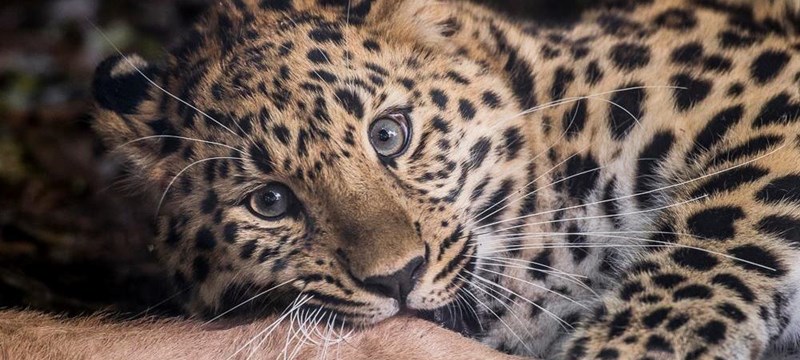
[92,54,158,115]
[260,0,293,11]
[318,0,374,23]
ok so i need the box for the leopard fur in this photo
[91,0,800,358]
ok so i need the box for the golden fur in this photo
[7,0,800,359]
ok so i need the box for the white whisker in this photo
[481,231,777,271]
[156,156,243,217]
[481,229,696,242]
[204,278,295,325]
[130,285,192,319]
[456,291,484,332]
[88,21,244,137]
[473,256,597,296]
[466,270,572,330]
[479,267,589,310]
[472,161,607,226]
[493,85,686,129]
[478,142,788,233]
[593,96,642,127]
[117,135,245,154]
[478,195,707,233]
[458,276,534,352]
[470,145,590,226]
[225,294,312,360]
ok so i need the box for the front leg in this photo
[565,174,800,359]
[566,254,776,360]
[714,0,800,30]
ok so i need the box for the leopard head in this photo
[92,0,532,327]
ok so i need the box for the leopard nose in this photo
[362,257,425,303]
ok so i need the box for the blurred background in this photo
[0,0,589,317]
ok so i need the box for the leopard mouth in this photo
[416,290,482,337]
[295,252,483,334]
[206,249,484,338]
[417,254,482,337]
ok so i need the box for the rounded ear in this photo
[93,54,159,115]
[366,0,459,51]
[92,53,164,150]
[92,54,175,187]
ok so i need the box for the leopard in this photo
[29,0,800,359]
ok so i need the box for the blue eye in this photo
[247,183,293,220]
[369,113,410,157]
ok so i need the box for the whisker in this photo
[481,89,583,185]
[478,195,707,233]
[474,87,683,228]
[155,156,243,217]
[336,315,347,360]
[473,256,597,296]
[489,242,666,250]
[455,291,484,333]
[281,304,318,360]
[592,96,642,127]
[471,253,588,279]
[492,85,686,129]
[457,276,534,353]
[225,294,312,360]
[130,285,192,319]
[311,311,330,339]
[473,91,605,225]
[466,270,573,330]
[446,299,455,329]
[304,307,326,346]
[116,135,245,154]
[87,21,244,137]
[471,161,607,227]
[279,310,300,360]
[478,267,589,310]
[319,312,335,360]
[469,146,589,226]
[324,313,353,343]
[290,307,325,359]
[451,293,466,330]
[480,229,698,245]
[476,142,788,233]
[481,230,777,271]
[203,278,295,325]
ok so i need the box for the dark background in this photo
[0,0,589,316]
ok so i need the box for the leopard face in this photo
[91,0,531,326]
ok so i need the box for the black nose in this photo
[362,257,425,303]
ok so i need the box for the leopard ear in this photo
[366,0,459,50]
[92,54,175,186]
[93,54,159,117]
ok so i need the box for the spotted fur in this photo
[92,0,800,358]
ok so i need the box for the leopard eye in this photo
[369,113,410,158]
[247,183,294,220]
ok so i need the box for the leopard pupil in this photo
[379,129,392,141]
[263,191,279,206]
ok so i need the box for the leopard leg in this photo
[564,142,800,359]
[708,0,800,31]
